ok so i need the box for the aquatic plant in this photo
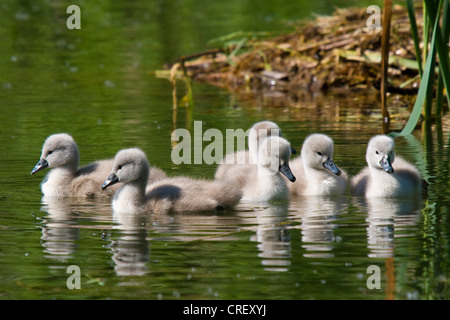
[391,0,450,136]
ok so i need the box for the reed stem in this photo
[380,0,393,132]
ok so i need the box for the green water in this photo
[0,0,449,300]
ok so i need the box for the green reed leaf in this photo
[406,0,423,76]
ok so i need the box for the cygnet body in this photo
[102,148,242,214]
[31,133,166,198]
[224,136,296,202]
[287,134,348,196]
[351,135,422,198]
[215,121,282,179]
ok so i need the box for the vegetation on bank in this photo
[159,2,449,135]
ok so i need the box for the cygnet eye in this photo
[317,152,322,156]
[117,165,123,170]
[375,151,379,155]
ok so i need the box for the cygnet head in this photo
[248,121,296,160]
[258,136,296,182]
[248,121,281,159]
[301,134,341,176]
[31,133,80,175]
[366,135,395,173]
[249,121,281,146]
[102,148,150,190]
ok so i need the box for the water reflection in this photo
[291,196,347,258]
[109,212,151,277]
[39,197,153,276]
[40,198,80,262]
[238,202,292,272]
[39,197,112,263]
[355,197,421,258]
[111,210,245,276]
[37,191,422,284]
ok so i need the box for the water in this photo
[0,0,449,300]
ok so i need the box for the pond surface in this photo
[0,0,449,300]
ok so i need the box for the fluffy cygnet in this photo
[31,133,166,198]
[215,121,282,179]
[350,135,423,198]
[287,133,348,196]
[101,148,242,214]
[223,136,296,202]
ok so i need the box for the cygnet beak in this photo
[279,163,296,182]
[31,159,48,175]
[380,156,394,174]
[323,158,341,176]
[102,173,119,190]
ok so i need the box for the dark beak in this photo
[279,163,296,182]
[323,158,341,176]
[380,156,394,174]
[31,159,48,175]
[102,173,119,190]
[291,147,297,155]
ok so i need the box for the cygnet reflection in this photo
[291,196,347,258]
[39,196,112,263]
[40,199,79,262]
[362,197,421,258]
[111,210,243,276]
[110,211,151,277]
[237,202,292,272]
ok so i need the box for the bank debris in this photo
[158,5,425,98]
